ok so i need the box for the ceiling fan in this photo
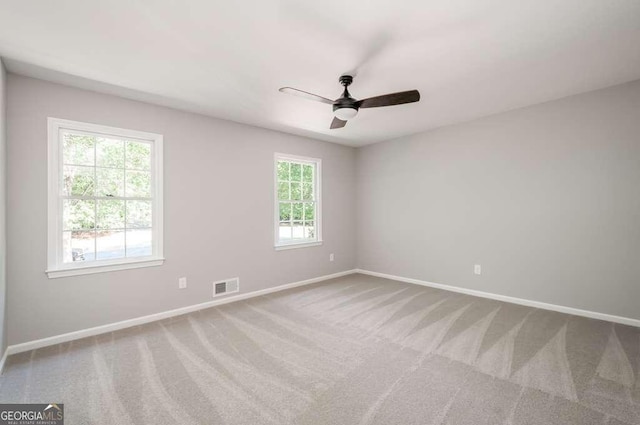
[279,75,420,129]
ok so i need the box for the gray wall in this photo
[0,60,6,352]
[6,72,640,347]
[357,79,640,320]
[7,75,357,345]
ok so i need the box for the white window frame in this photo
[274,153,322,250]
[46,118,164,278]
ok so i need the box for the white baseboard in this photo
[4,269,357,359]
[356,269,640,328]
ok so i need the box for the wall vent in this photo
[213,277,239,297]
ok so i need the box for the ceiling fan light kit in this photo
[333,107,358,120]
[279,74,420,129]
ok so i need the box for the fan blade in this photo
[279,87,334,105]
[357,90,420,108]
[330,117,347,129]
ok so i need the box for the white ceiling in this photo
[1,0,640,147]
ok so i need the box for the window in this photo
[47,118,163,278]
[274,153,322,250]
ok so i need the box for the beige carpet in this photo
[0,274,638,424]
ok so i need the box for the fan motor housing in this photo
[333,98,358,112]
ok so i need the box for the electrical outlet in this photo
[474,265,482,275]
[329,253,334,262]
[178,277,187,289]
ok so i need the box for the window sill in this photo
[46,257,165,279]
[275,241,323,251]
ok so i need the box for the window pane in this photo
[277,161,289,181]
[96,230,125,260]
[290,163,301,182]
[62,230,95,263]
[292,203,303,221]
[304,203,315,221]
[53,120,162,270]
[302,183,313,200]
[305,222,315,239]
[291,183,302,200]
[278,182,290,200]
[126,171,151,197]
[96,168,124,197]
[126,141,151,170]
[96,200,125,229]
[96,137,125,168]
[126,200,152,228]
[63,133,95,166]
[63,200,95,230]
[303,164,313,182]
[63,165,95,196]
[126,228,152,257]
[292,221,304,238]
[279,222,292,240]
[279,203,291,221]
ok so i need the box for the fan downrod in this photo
[338,75,354,99]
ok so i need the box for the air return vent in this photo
[213,277,239,297]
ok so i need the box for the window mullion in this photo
[62,163,147,172]
[61,195,151,201]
